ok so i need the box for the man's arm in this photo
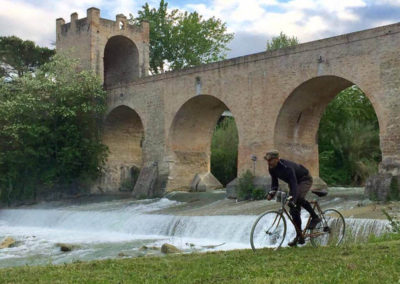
[267,170,279,200]
[286,167,298,202]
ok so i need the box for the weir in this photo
[0,198,390,267]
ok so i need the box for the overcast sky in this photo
[1,0,400,58]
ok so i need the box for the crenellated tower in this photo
[56,7,149,88]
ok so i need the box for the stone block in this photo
[190,172,223,192]
[132,163,158,198]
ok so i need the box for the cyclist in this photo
[264,149,321,246]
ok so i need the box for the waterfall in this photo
[0,198,392,267]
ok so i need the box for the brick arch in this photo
[99,105,144,192]
[166,95,239,191]
[273,75,382,177]
[104,36,139,88]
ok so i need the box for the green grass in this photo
[0,240,400,283]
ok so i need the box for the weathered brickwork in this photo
[57,8,400,198]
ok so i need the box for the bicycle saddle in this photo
[311,190,328,197]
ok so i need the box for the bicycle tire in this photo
[250,210,287,252]
[310,208,345,247]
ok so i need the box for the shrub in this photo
[236,170,254,200]
[252,187,265,200]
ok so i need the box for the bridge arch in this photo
[167,95,239,191]
[274,75,383,180]
[104,35,139,88]
[99,105,144,192]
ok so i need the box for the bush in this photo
[252,187,265,200]
[236,170,254,200]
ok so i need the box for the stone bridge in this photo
[56,8,400,199]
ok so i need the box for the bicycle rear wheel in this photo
[310,208,345,247]
[250,211,287,252]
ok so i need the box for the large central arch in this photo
[274,75,382,181]
[167,95,237,191]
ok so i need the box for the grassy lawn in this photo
[0,240,399,284]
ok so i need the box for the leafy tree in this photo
[266,32,299,51]
[0,36,55,78]
[211,116,238,186]
[318,86,381,185]
[0,55,107,204]
[130,0,234,74]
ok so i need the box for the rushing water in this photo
[0,197,390,268]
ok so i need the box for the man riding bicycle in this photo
[264,150,321,246]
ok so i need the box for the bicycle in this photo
[250,190,345,251]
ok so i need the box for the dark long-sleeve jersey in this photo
[268,159,310,200]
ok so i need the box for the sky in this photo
[1,0,400,58]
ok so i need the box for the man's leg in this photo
[297,178,321,229]
[288,203,304,246]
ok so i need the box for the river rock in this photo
[161,243,182,254]
[0,237,16,249]
[56,243,79,252]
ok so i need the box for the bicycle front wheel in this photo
[310,208,345,247]
[250,211,287,252]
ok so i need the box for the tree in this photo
[266,32,299,51]
[130,0,234,74]
[318,86,381,185]
[0,36,55,78]
[211,117,238,186]
[0,55,107,204]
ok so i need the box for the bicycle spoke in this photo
[250,211,287,251]
[310,209,345,247]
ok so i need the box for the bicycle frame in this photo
[276,196,328,241]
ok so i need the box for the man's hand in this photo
[265,190,276,201]
[287,196,297,208]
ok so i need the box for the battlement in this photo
[56,8,149,37]
[56,7,150,84]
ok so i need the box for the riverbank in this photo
[0,238,399,283]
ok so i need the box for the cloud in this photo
[227,31,268,58]
[1,0,400,57]
[0,0,139,47]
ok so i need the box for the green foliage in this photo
[318,86,381,186]
[0,36,55,78]
[266,32,299,51]
[382,209,400,233]
[130,0,234,74]
[210,117,238,186]
[388,176,400,201]
[236,170,254,200]
[0,54,108,204]
[251,187,265,200]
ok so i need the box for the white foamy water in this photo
[0,197,390,268]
